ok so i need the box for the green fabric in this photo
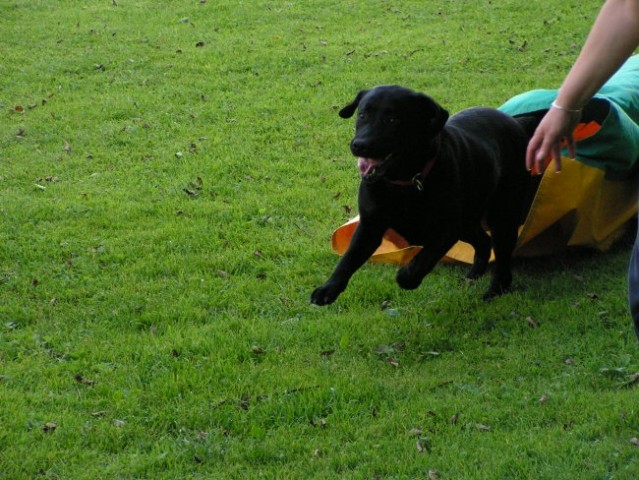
[500,55,639,180]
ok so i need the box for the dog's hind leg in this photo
[484,223,519,300]
[396,236,457,290]
[460,225,492,280]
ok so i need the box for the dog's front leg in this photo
[311,221,386,306]
[396,237,456,290]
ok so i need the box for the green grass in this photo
[2,0,639,478]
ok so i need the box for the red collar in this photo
[385,156,436,191]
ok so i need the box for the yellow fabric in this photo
[331,159,638,265]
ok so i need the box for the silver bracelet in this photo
[551,101,582,114]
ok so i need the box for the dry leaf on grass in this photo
[416,437,431,453]
[43,422,57,433]
[74,374,95,386]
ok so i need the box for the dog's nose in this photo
[350,138,368,156]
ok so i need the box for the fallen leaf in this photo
[525,316,539,328]
[74,374,95,386]
[539,394,549,403]
[16,128,25,139]
[387,357,399,368]
[113,419,125,427]
[251,346,265,355]
[450,413,459,425]
[91,411,106,417]
[428,470,440,480]
[621,372,639,389]
[587,293,599,300]
[408,428,423,436]
[416,437,431,453]
[476,423,491,431]
[43,422,57,433]
[309,418,327,428]
[14,105,24,112]
[63,141,71,153]
[238,396,250,410]
[631,437,639,446]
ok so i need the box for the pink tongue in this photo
[358,157,380,176]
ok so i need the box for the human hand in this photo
[525,104,581,175]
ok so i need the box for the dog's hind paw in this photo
[482,284,511,301]
[396,268,422,290]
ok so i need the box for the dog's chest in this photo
[360,183,458,242]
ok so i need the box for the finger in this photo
[552,145,562,172]
[526,136,542,171]
[534,138,554,175]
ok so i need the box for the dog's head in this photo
[339,85,449,180]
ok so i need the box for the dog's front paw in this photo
[310,282,345,306]
[396,267,423,290]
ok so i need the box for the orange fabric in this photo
[531,121,601,175]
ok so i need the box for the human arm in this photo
[526,0,639,173]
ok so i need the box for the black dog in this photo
[311,85,537,305]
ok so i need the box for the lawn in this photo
[1,0,639,478]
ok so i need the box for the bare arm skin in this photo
[526,0,639,173]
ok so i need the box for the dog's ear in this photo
[431,104,449,132]
[339,90,369,119]
[415,93,449,132]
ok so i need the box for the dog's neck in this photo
[385,136,441,191]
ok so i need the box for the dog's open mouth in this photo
[357,157,383,178]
